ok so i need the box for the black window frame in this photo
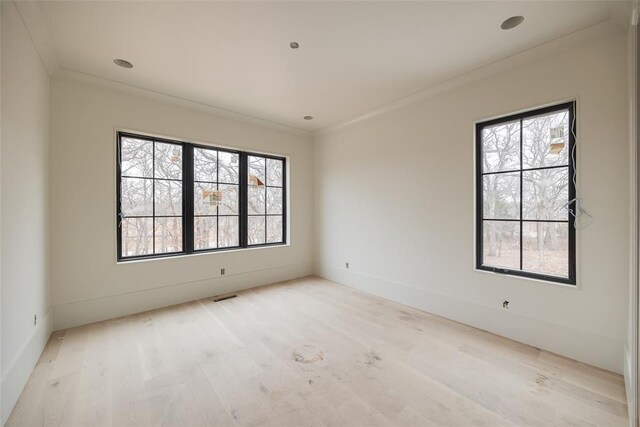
[475,102,576,285]
[245,153,287,247]
[116,131,287,262]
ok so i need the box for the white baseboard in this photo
[53,262,313,330]
[625,343,638,426]
[316,264,624,374]
[1,309,53,425]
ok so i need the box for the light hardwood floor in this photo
[8,276,628,426]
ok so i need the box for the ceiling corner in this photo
[607,1,634,29]
[14,0,59,76]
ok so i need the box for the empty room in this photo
[2,0,640,426]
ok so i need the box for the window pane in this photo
[266,187,283,214]
[194,183,218,216]
[482,173,520,219]
[248,186,265,215]
[154,217,182,253]
[154,142,182,180]
[219,151,239,184]
[523,167,569,220]
[523,222,569,277]
[267,216,283,243]
[119,134,289,259]
[121,177,153,217]
[194,217,217,250]
[218,216,239,247]
[267,158,283,187]
[155,180,182,216]
[121,137,153,178]
[248,216,266,245]
[482,220,520,270]
[481,121,520,173]
[194,148,217,182]
[523,110,569,169]
[218,184,239,215]
[121,218,153,257]
[248,156,266,184]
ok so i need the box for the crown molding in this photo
[10,0,310,138]
[52,68,312,138]
[10,0,629,140]
[317,19,624,137]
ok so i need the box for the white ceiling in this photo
[35,1,627,132]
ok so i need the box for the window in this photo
[247,155,285,245]
[476,102,576,285]
[117,132,286,261]
[193,146,240,250]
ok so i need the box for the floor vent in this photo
[212,294,237,302]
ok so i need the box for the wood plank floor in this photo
[8,276,628,426]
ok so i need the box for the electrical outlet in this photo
[34,314,37,326]
[346,262,349,269]
[221,268,226,275]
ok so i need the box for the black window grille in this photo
[117,132,287,261]
[476,102,576,285]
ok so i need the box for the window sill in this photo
[474,267,579,290]
[116,242,290,265]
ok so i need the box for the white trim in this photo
[1,2,4,420]
[20,6,624,137]
[315,265,624,374]
[9,3,626,138]
[0,310,53,425]
[318,19,622,136]
[627,343,637,427]
[52,262,312,330]
[627,2,639,425]
[53,68,311,138]
[473,268,578,290]
[116,242,292,266]
[44,18,623,138]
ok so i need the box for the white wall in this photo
[314,22,629,374]
[626,2,639,423]
[49,74,314,330]
[0,1,52,423]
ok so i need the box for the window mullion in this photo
[264,159,268,244]
[239,152,248,248]
[475,102,576,284]
[152,142,156,255]
[519,119,523,271]
[118,133,285,261]
[216,150,220,249]
[184,144,194,254]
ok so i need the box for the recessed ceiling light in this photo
[501,16,524,30]
[290,42,300,49]
[303,115,313,120]
[114,58,133,68]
